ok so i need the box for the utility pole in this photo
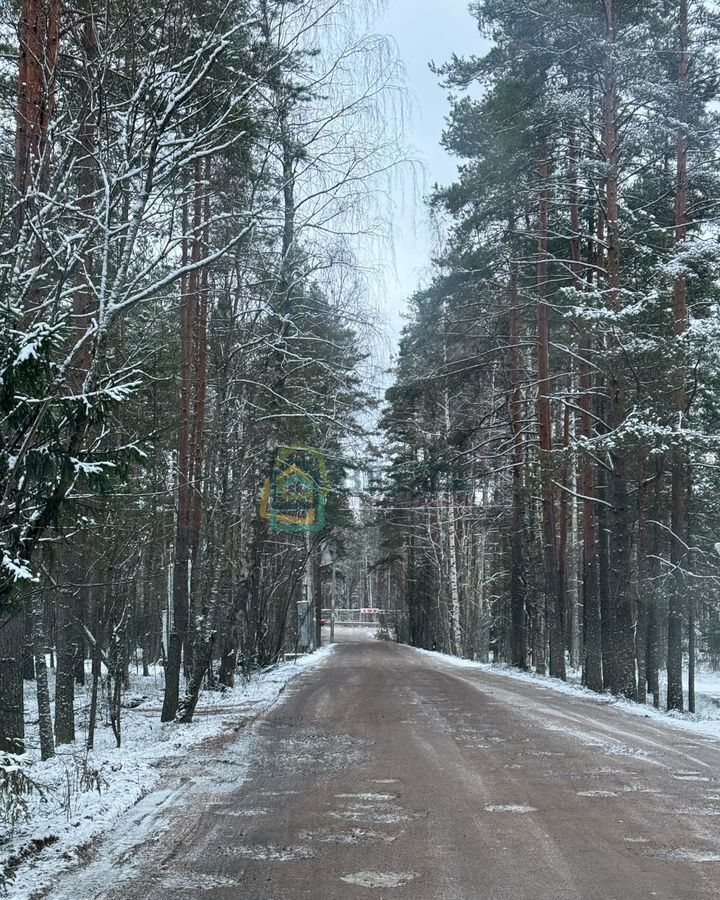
[319,543,337,642]
[331,556,336,643]
[304,533,316,650]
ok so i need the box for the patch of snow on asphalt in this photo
[330,807,413,823]
[484,804,537,813]
[577,790,620,798]
[335,792,397,801]
[154,872,242,891]
[340,870,419,888]
[219,807,269,817]
[656,850,720,863]
[299,827,398,844]
[225,844,316,861]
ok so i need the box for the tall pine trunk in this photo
[442,324,462,657]
[54,585,76,745]
[0,616,25,753]
[570,126,603,691]
[14,0,61,232]
[508,219,527,669]
[558,402,571,648]
[668,0,690,713]
[603,0,636,700]
[161,179,194,723]
[537,147,566,680]
[0,0,62,757]
[32,585,54,759]
[71,14,98,391]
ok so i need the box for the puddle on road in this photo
[673,771,711,782]
[340,870,419,888]
[335,792,397,802]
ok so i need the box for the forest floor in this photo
[30,633,720,900]
[3,646,335,898]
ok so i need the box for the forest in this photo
[3,0,720,867]
[379,0,720,713]
[0,0,400,770]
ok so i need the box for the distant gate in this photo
[322,607,383,627]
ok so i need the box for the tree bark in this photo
[558,401,571,646]
[597,453,613,689]
[537,148,566,680]
[162,178,195,723]
[14,0,62,231]
[22,598,35,681]
[54,586,76,745]
[442,339,462,657]
[508,221,528,669]
[74,584,87,686]
[603,0,636,700]
[314,547,323,650]
[569,126,603,691]
[643,456,662,708]
[86,639,101,750]
[0,615,25,753]
[668,0,690,713]
[0,0,63,753]
[31,585,54,760]
[71,13,98,392]
[190,156,209,570]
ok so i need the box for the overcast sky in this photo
[373,0,491,339]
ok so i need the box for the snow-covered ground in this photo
[2,646,335,898]
[414,647,720,741]
[323,625,382,641]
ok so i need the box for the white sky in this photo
[374,0,491,340]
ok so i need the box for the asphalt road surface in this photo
[50,636,720,899]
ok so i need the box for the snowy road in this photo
[47,637,720,899]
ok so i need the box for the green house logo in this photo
[260,447,329,533]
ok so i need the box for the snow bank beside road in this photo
[413,647,720,742]
[3,646,334,899]
[324,625,380,641]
